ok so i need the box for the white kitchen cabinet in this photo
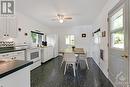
[0,50,25,60]
[7,17,17,38]
[0,66,30,87]
[0,52,13,59]
[0,17,6,37]
[47,34,58,57]
[41,46,54,63]
[0,17,17,38]
[12,51,25,60]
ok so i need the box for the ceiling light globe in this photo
[59,19,63,23]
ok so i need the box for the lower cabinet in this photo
[12,51,25,60]
[41,46,54,63]
[0,50,25,60]
[0,66,30,87]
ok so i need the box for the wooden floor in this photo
[31,56,113,87]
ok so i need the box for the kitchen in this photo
[0,0,126,87]
[0,3,59,86]
[0,18,58,87]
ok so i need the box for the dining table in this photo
[59,48,85,55]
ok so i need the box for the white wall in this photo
[0,11,51,46]
[51,25,93,57]
[92,0,120,77]
[13,12,51,46]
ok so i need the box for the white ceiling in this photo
[16,0,108,28]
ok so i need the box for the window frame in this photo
[31,31,44,44]
[110,8,124,50]
[65,35,75,46]
[93,29,101,44]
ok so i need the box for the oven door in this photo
[26,48,41,62]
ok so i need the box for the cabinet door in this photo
[43,47,53,62]
[0,51,25,60]
[15,51,25,60]
[0,66,30,87]
[0,17,17,37]
[7,17,17,38]
[0,17,8,37]
[47,47,53,60]
[43,48,48,62]
[10,51,25,60]
[0,53,13,60]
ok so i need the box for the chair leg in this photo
[61,59,64,67]
[85,58,89,70]
[64,63,67,75]
[76,56,80,69]
[73,63,76,77]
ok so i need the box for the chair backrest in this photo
[78,49,87,59]
[63,52,76,62]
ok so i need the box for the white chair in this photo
[78,50,89,70]
[61,55,65,67]
[63,52,77,77]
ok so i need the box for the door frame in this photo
[108,0,129,86]
[128,0,130,86]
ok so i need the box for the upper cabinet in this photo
[7,17,18,38]
[0,16,17,38]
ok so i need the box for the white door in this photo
[92,30,101,66]
[108,0,129,86]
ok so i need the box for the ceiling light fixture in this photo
[57,14,64,23]
[52,14,72,23]
[59,19,63,23]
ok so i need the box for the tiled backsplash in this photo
[0,41,15,48]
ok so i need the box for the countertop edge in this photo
[0,49,26,54]
[0,61,33,79]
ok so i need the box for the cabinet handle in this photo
[14,57,16,59]
[11,57,16,60]
[7,34,9,36]
[2,54,9,57]
[2,55,5,57]
[4,34,6,36]
[2,55,6,57]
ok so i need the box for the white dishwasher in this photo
[41,46,54,63]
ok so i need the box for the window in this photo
[110,9,124,49]
[65,35,75,46]
[94,32,101,44]
[93,29,101,44]
[31,31,43,44]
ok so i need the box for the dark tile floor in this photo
[31,56,113,87]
